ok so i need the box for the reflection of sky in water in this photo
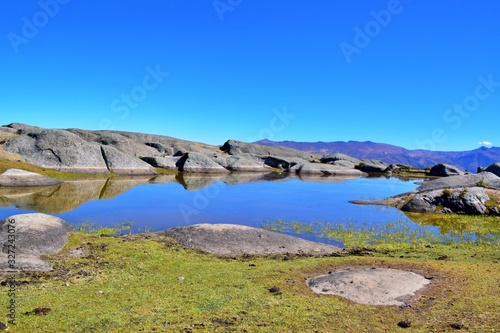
[0,177,420,245]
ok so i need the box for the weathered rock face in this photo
[100,145,156,175]
[321,153,361,166]
[160,223,342,257]
[357,161,389,173]
[483,162,500,177]
[0,169,61,187]
[221,140,319,161]
[177,153,230,173]
[355,172,500,215]
[225,156,269,172]
[141,156,180,170]
[0,213,73,271]
[5,129,110,174]
[298,163,368,177]
[401,187,491,214]
[428,163,464,177]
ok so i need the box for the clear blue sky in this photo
[1,0,499,151]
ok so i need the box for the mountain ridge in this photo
[255,139,500,172]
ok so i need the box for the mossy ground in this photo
[2,223,499,333]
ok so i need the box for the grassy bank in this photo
[2,220,499,333]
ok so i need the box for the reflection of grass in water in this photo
[263,216,500,248]
[74,220,152,235]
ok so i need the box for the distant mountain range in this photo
[255,140,500,172]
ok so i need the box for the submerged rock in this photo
[0,169,61,187]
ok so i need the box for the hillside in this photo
[255,140,500,172]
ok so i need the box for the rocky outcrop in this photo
[5,129,110,174]
[221,140,319,161]
[401,187,490,214]
[428,163,464,177]
[357,161,389,173]
[0,169,61,187]
[298,163,367,176]
[140,156,180,170]
[482,162,500,177]
[177,153,229,173]
[353,172,500,215]
[101,145,156,175]
[160,223,342,257]
[225,156,269,172]
[0,214,73,271]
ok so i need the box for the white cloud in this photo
[478,141,493,146]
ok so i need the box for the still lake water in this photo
[0,173,420,244]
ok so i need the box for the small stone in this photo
[450,323,464,330]
[268,287,281,293]
[0,322,7,330]
[178,276,185,281]
[397,320,411,328]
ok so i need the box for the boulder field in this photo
[1,123,367,177]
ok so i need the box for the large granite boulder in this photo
[141,156,180,170]
[226,156,269,172]
[321,153,361,168]
[0,214,73,271]
[298,163,367,177]
[428,163,464,177]
[100,145,156,175]
[177,153,229,173]
[357,161,389,173]
[4,129,110,174]
[221,140,319,161]
[483,162,500,177]
[0,169,61,187]
[401,187,490,214]
[160,224,342,257]
[353,172,500,215]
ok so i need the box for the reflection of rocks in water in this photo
[0,176,153,213]
[99,176,155,199]
[175,173,226,191]
[298,174,363,183]
[148,174,178,184]
[223,172,292,185]
[0,180,107,213]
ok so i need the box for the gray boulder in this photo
[401,187,490,214]
[298,163,367,177]
[101,145,156,175]
[160,223,342,257]
[177,153,230,173]
[0,169,61,187]
[483,162,500,177]
[141,156,180,170]
[221,140,319,161]
[357,163,389,173]
[0,214,73,271]
[4,129,110,174]
[321,153,361,167]
[226,156,269,172]
[428,163,464,177]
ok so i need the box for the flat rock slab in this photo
[0,213,73,271]
[307,268,431,306]
[0,169,61,187]
[160,224,342,257]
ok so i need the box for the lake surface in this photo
[0,173,421,244]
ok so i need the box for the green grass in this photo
[2,221,500,332]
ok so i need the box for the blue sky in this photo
[1,1,499,151]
